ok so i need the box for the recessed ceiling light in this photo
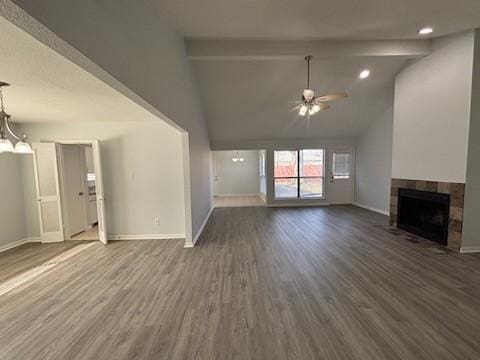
[359,70,370,79]
[419,27,433,35]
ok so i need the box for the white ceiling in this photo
[158,0,480,40]
[0,17,161,124]
[194,57,405,142]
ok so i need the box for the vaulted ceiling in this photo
[158,0,480,40]
[158,0,480,143]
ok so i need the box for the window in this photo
[274,149,325,199]
[332,152,351,179]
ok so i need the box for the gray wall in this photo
[354,88,394,213]
[214,151,260,195]
[9,0,212,242]
[19,121,186,239]
[392,31,474,183]
[0,154,27,248]
[463,29,480,249]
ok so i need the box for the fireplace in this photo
[397,188,450,246]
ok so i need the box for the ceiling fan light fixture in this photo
[299,105,308,116]
[303,89,315,101]
[291,56,347,117]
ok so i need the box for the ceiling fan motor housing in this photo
[303,89,315,101]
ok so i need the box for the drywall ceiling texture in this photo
[0,16,160,124]
[157,0,480,39]
[392,32,474,183]
[194,57,407,144]
[6,0,213,242]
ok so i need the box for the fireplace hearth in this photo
[397,188,450,246]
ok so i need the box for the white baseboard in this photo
[108,234,185,241]
[353,202,390,216]
[188,206,215,247]
[460,246,480,254]
[267,202,330,208]
[0,237,41,254]
[215,193,261,197]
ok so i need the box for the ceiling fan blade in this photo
[309,102,332,111]
[316,92,348,102]
[290,103,304,112]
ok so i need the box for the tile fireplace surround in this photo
[390,179,465,251]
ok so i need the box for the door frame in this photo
[43,139,108,244]
[58,144,89,240]
[328,146,355,205]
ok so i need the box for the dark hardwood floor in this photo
[1,205,480,359]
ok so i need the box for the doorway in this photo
[32,140,107,244]
[60,144,98,241]
[212,150,266,208]
[329,149,354,205]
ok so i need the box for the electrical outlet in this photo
[154,217,160,226]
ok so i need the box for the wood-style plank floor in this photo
[0,241,84,283]
[1,206,480,359]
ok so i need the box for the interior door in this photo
[91,140,108,244]
[32,143,64,243]
[212,152,219,196]
[62,145,87,236]
[330,150,354,205]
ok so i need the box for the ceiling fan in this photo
[291,55,348,116]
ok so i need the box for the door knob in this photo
[78,192,84,196]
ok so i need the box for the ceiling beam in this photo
[186,39,432,60]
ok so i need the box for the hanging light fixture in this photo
[290,56,348,116]
[0,82,32,154]
[232,151,245,163]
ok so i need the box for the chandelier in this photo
[232,151,245,163]
[0,82,32,154]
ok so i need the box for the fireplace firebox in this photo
[397,188,450,246]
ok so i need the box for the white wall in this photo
[392,31,474,183]
[19,121,186,239]
[8,0,212,244]
[214,151,260,195]
[259,150,267,199]
[355,88,394,213]
[0,154,27,249]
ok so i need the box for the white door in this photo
[212,152,219,196]
[32,143,64,243]
[330,150,354,205]
[91,140,108,244]
[62,145,87,236]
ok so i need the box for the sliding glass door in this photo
[274,149,325,199]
